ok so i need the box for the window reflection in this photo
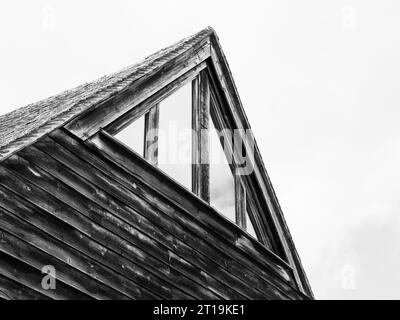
[114,115,145,156]
[209,121,235,222]
[158,83,192,190]
[246,209,258,240]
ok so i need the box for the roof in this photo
[0,26,314,298]
[0,27,214,160]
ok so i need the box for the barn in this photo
[0,27,313,300]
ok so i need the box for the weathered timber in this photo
[66,39,210,140]
[36,135,296,299]
[0,222,128,299]
[209,35,312,296]
[0,164,190,299]
[192,70,210,202]
[0,273,50,300]
[51,129,304,299]
[0,28,312,300]
[0,250,91,300]
[88,130,309,299]
[0,193,152,299]
[13,147,230,299]
[143,104,159,165]
[235,175,246,230]
[105,61,208,136]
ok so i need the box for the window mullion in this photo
[192,70,210,202]
[143,104,159,165]
[235,173,247,229]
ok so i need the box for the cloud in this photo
[310,213,400,299]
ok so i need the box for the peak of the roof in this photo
[0,27,215,160]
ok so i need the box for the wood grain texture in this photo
[0,127,309,299]
[0,161,195,300]
[0,28,312,298]
[192,71,210,202]
[52,130,303,299]
[0,273,50,300]
[87,130,308,299]
[66,39,210,140]
[144,104,159,165]
[105,61,208,136]
[208,33,313,297]
[235,175,246,230]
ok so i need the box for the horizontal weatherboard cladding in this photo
[0,128,308,300]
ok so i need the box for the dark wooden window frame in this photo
[143,104,159,165]
[64,36,314,296]
[59,31,316,297]
[192,70,210,202]
[88,128,296,287]
[100,61,282,254]
[206,65,285,256]
[208,81,280,251]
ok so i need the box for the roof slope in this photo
[0,27,213,160]
[0,27,314,298]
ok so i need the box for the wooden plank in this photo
[4,151,229,300]
[0,164,190,300]
[65,39,210,139]
[208,39,313,297]
[235,174,246,230]
[0,187,159,300]
[143,104,159,165]
[14,147,224,300]
[208,69,284,255]
[0,222,128,300]
[0,196,146,299]
[48,131,300,299]
[0,250,91,300]
[85,132,308,299]
[207,62,310,296]
[50,129,307,299]
[0,274,50,300]
[92,131,294,276]
[0,186,160,300]
[20,143,250,300]
[192,71,210,202]
[31,137,282,299]
[105,61,208,136]
[243,179,275,250]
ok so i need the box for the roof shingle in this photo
[0,27,213,160]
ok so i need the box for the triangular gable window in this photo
[114,115,145,156]
[107,67,277,253]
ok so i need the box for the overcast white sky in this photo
[1,0,400,299]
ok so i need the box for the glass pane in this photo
[246,210,258,239]
[158,83,192,190]
[210,122,235,222]
[114,116,145,156]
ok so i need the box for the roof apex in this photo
[0,27,214,160]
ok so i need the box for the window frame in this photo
[102,62,283,256]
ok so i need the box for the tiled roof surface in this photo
[0,27,213,160]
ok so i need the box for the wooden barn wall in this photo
[0,128,308,300]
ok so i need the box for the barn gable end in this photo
[0,27,313,300]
